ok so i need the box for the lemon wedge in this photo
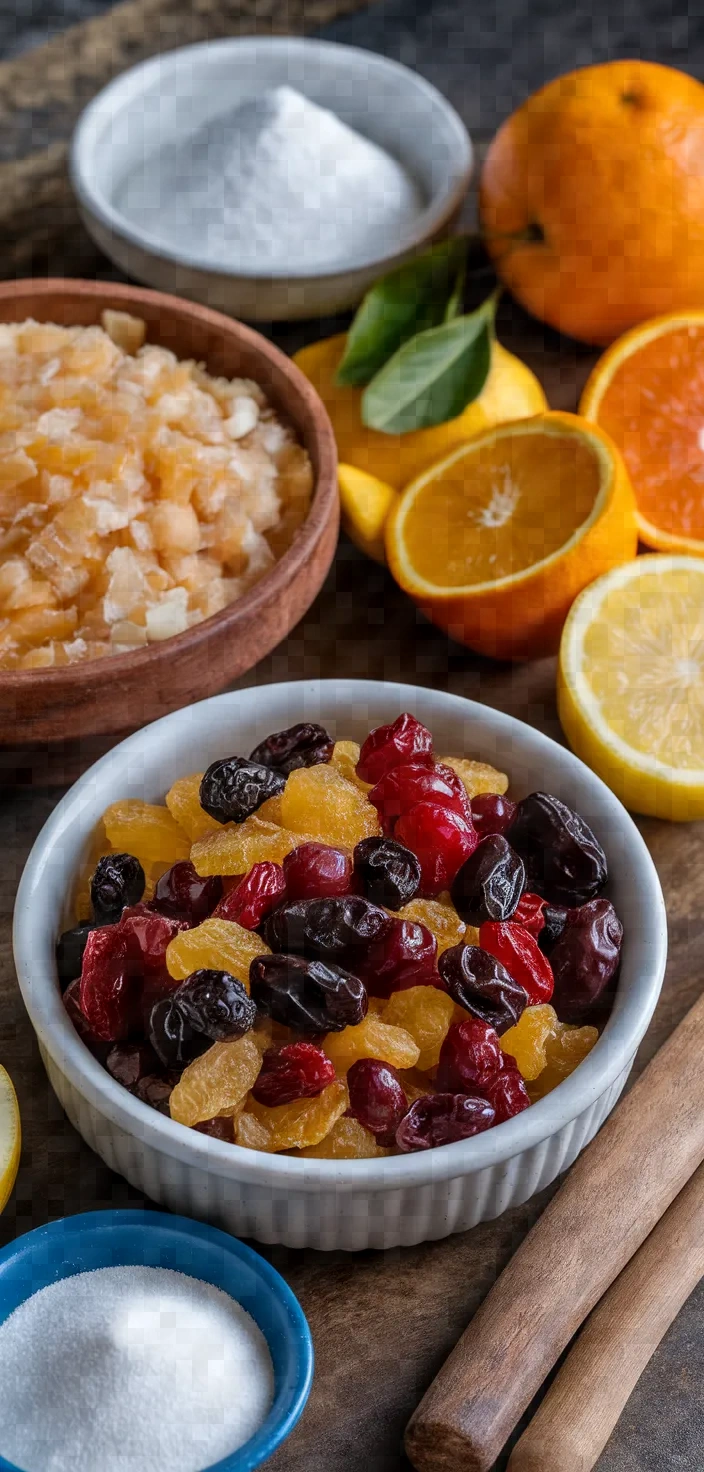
[338,463,397,564]
[558,555,704,820]
[0,1065,20,1213]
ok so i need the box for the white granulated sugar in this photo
[118,84,424,271]
[0,1265,275,1472]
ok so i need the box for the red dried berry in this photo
[213,862,287,929]
[79,925,135,1043]
[435,1017,503,1094]
[484,1061,531,1123]
[479,921,555,1005]
[368,761,471,834]
[470,793,517,837]
[512,892,547,938]
[283,843,352,903]
[62,978,110,1061]
[395,801,478,896]
[119,904,189,977]
[396,1093,495,1151]
[357,713,434,784]
[152,861,222,924]
[355,918,438,998]
[251,1042,336,1106]
[347,1058,408,1141]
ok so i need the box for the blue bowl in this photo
[0,1209,313,1472]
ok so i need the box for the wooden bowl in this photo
[0,279,338,782]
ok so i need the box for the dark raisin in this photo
[194,1115,236,1141]
[106,1041,162,1091]
[550,898,623,1021]
[396,1093,495,1151]
[134,1074,175,1115]
[347,1058,408,1142]
[148,968,255,1068]
[507,792,607,906]
[91,852,145,923]
[56,921,96,990]
[451,835,525,925]
[250,953,367,1034]
[148,995,208,1070]
[249,722,334,774]
[353,837,421,910]
[439,943,527,1034]
[262,895,390,959]
[152,862,222,923]
[199,757,285,825]
[539,904,570,953]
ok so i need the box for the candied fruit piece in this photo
[395,801,477,896]
[191,816,309,875]
[150,969,256,1068]
[281,764,380,849]
[506,792,607,906]
[330,741,372,792]
[479,921,554,1005]
[357,713,433,784]
[397,897,469,955]
[500,1004,558,1080]
[283,843,352,902]
[119,903,188,978]
[152,861,222,924]
[252,1042,335,1105]
[396,1093,495,1151]
[527,1022,599,1102]
[165,773,221,842]
[296,1116,391,1158]
[169,1035,261,1126]
[213,862,286,928]
[165,917,269,989]
[200,757,286,824]
[441,756,509,799]
[103,800,191,867]
[382,985,456,1071]
[323,1015,420,1073]
[244,1079,349,1151]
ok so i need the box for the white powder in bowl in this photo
[117,84,425,272]
[0,1265,275,1472]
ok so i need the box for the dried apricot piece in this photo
[191,816,308,875]
[500,1004,558,1080]
[396,896,474,954]
[440,756,509,799]
[297,1116,391,1158]
[323,1015,420,1073]
[382,985,456,1071]
[527,1021,599,1101]
[165,773,221,842]
[165,917,269,990]
[281,764,380,850]
[244,1079,349,1150]
[257,794,284,824]
[169,1035,261,1126]
[103,799,191,867]
[330,740,373,792]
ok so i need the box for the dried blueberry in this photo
[353,837,421,910]
[439,943,528,1034]
[250,953,368,1033]
[539,904,570,954]
[249,722,334,774]
[550,898,623,1021]
[148,995,206,1070]
[148,968,256,1068]
[199,757,285,825]
[56,921,96,990]
[451,835,525,925]
[262,895,390,958]
[91,853,145,923]
[507,792,607,906]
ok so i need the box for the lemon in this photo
[558,555,704,820]
[337,464,397,563]
[0,1065,20,1213]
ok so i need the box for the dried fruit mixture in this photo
[58,713,622,1157]
[0,312,312,668]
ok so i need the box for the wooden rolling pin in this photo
[405,990,704,1472]
[507,1160,704,1472]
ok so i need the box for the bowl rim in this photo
[70,35,474,283]
[13,679,668,1191]
[0,278,337,694]
[0,1208,314,1472]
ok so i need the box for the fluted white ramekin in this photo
[14,681,667,1250]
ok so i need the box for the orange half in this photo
[580,311,704,553]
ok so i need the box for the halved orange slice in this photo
[385,412,638,661]
[580,312,704,553]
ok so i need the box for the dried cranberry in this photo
[134,1074,175,1115]
[347,1058,408,1141]
[249,722,334,774]
[149,968,256,1068]
[252,1042,336,1106]
[105,1041,162,1091]
[435,1017,504,1093]
[353,837,421,910]
[480,921,554,1005]
[470,793,517,837]
[507,791,607,906]
[550,897,623,1021]
[368,761,471,834]
[357,713,434,784]
[91,852,145,924]
[484,1060,531,1123]
[283,844,352,903]
[395,801,478,896]
[396,1093,495,1151]
[194,1115,236,1141]
[250,953,367,1034]
[56,921,96,991]
[199,757,286,825]
[214,862,286,928]
[262,895,390,959]
[513,892,547,938]
[439,944,527,1034]
[62,978,111,1061]
[79,925,136,1042]
[152,862,222,924]
[119,904,189,977]
[539,904,570,953]
[356,919,438,997]
[451,835,525,925]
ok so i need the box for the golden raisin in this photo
[165,773,221,842]
[169,1036,261,1126]
[396,896,472,954]
[397,1068,435,1105]
[281,764,380,850]
[501,1004,558,1080]
[382,985,456,1071]
[330,741,373,793]
[191,816,307,875]
[323,1015,420,1073]
[440,756,509,799]
[296,1116,391,1158]
[165,917,269,989]
[244,1079,349,1150]
[527,1022,599,1101]
[235,1113,273,1152]
[103,799,191,867]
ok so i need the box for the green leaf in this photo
[361,295,496,435]
[336,237,468,387]
[443,255,466,323]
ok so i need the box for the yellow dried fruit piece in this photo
[250,1017,291,1054]
[191,816,308,875]
[382,985,456,1071]
[245,1080,349,1151]
[297,1116,391,1159]
[366,995,388,1016]
[165,773,221,842]
[323,1015,420,1073]
[102,799,191,867]
[169,1036,261,1126]
[440,756,509,799]
[166,917,269,989]
[527,1022,599,1102]
[329,740,373,793]
[396,896,469,954]
[281,764,380,850]
[257,794,284,824]
[235,1112,273,1152]
[501,1004,558,1081]
[398,1068,434,1105]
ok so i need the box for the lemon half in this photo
[0,1065,20,1213]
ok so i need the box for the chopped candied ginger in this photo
[240,1080,349,1152]
[169,1036,261,1126]
[440,756,509,799]
[323,1015,420,1073]
[527,1022,599,1102]
[191,816,309,876]
[501,1004,558,1081]
[165,917,269,990]
[102,799,190,867]
[281,764,380,850]
[330,741,373,792]
[396,896,471,954]
[165,773,221,842]
[382,986,456,1071]
[296,1116,391,1159]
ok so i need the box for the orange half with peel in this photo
[385,412,638,661]
[581,311,704,553]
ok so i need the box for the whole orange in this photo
[480,60,704,345]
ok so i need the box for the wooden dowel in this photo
[405,991,704,1472]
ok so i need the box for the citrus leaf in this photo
[443,256,466,323]
[336,237,468,387]
[361,296,496,435]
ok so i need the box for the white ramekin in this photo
[13,681,667,1250]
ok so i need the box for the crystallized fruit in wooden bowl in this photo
[0,280,337,771]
